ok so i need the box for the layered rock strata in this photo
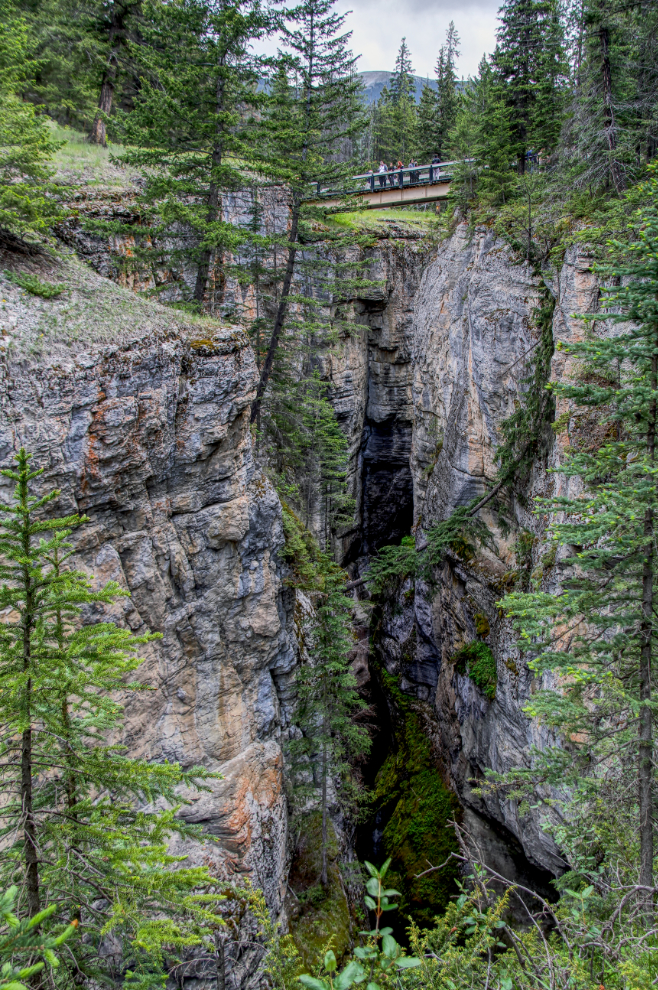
[0,259,298,914]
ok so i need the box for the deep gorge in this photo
[0,214,595,963]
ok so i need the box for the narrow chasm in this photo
[355,656,460,938]
[360,420,414,554]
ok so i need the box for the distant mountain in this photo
[358,71,437,105]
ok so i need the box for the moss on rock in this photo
[288,812,351,972]
[372,670,460,930]
[453,641,497,699]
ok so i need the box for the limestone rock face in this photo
[0,265,298,914]
[328,226,599,881]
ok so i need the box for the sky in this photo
[336,0,502,79]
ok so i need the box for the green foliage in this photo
[452,642,497,700]
[119,0,269,309]
[371,38,417,163]
[495,289,555,489]
[370,670,459,927]
[0,449,222,984]
[296,860,420,990]
[287,813,351,972]
[286,554,371,860]
[0,887,76,990]
[366,503,494,596]
[496,166,658,897]
[3,269,64,297]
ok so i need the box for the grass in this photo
[0,253,235,356]
[48,123,137,189]
[330,207,440,232]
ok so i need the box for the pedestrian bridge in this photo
[317,160,459,209]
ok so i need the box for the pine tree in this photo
[0,0,62,250]
[500,167,658,908]
[120,0,270,310]
[248,0,366,425]
[372,38,417,163]
[434,22,460,159]
[415,83,440,163]
[0,451,219,983]
[287,557,370,888]
[491,0,567,174]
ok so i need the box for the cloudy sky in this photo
[334,0,502,79]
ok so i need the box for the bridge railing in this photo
[315,160,465,198]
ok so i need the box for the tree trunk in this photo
[21,577,39,917]
[249,201,301,425]
[599,25,625,194]
[321,728,328,889]
[215,931,225,990]
[90,2,130,146]
[639,349,656,913]
[193,67,225,309]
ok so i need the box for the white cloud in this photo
[337,0,501,78]
[252,0,502,81]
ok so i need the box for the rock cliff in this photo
[324,224,598,885]
[0,210,596,933]
[0,255,298,914]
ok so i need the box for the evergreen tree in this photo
[120,0,270,310]
[248,0,366,425]
[0,450,219,983]
[434,22,461,159]
[287,558,370,888]
[500,167,658,906]
[491,0,567,173]
[0,0,62,250]
[562,0,657,195]
[372,38,417,162]
[415,83,440,163]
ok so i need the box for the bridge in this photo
[317,160,460,210]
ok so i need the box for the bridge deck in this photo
[317,159,459,210]
[321,179,451,210]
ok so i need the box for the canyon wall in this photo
[0,259,298,915]
[0,212,598,934]
[325,224,598,884]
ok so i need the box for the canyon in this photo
[0,213,596,946]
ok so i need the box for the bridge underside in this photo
[322,180,451,210]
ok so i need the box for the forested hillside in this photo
[1,0,658,988]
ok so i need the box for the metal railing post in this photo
[429,165,433,183]
[370,174,374,192]
[398,169,403,188]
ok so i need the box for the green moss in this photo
[474,612,490,638]
[372,669,460,929]
[288,812,351,971]
[453,642,497,700]
[280,499,324,589]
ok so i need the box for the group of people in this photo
[375,154,443,188]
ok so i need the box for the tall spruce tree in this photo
[248,0,365,425]
[287,557,370,888]
[372,38,417,163]
[0,0,62,249]
[491,0,567,173]
[500,167,658,906]
[0,451,219,983]
[120,0,270,310]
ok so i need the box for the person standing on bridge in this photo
[378,160,387,188]
[408,157,418,185]
[388,162,396,187]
